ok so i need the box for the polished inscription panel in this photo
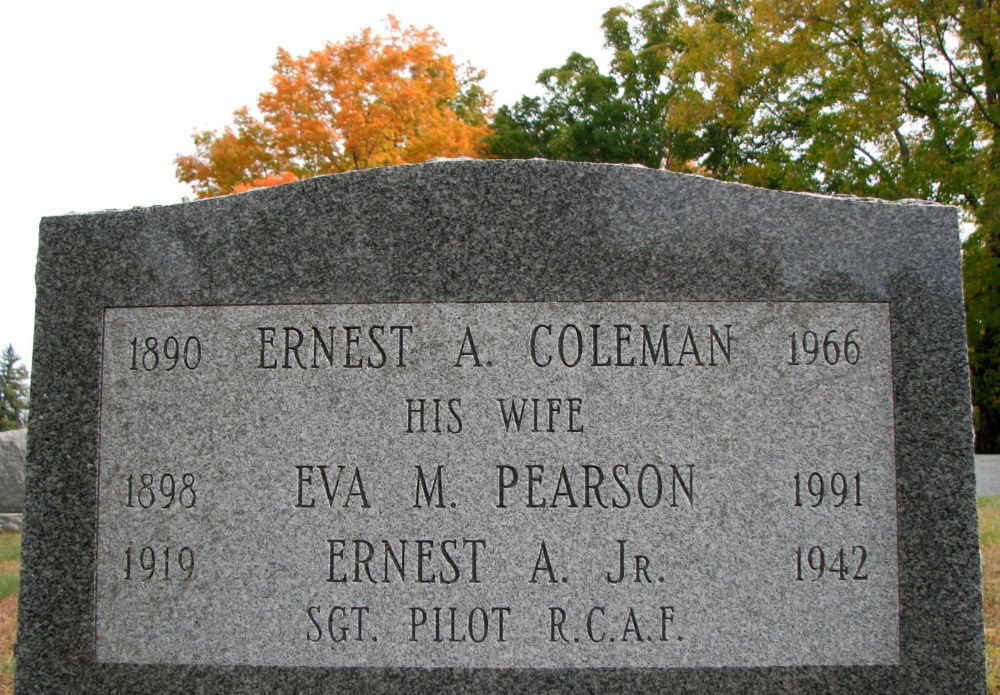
[95,302,898,667]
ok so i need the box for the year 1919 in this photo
[124,546,195,581]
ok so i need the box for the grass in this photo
[0,532,18,695]
[981,497,1000,694]
[0,535,19,567]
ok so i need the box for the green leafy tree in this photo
[0,345,28,431]
[672,0,999,449]
[492,0,1000,449]
[487,2,688,168]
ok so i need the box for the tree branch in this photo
[931,23,1000,129]
[892,126,911,164]
[853,143,894,184]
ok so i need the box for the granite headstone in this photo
[18,160,985,692]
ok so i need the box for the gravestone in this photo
[976,455,1000,496]
[0,428,26,513]
[18,160,985,692]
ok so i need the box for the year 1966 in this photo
[788,329,860,365]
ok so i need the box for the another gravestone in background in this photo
[17,160,984,693]
[0,429,26,530]
[976,456,1000,496]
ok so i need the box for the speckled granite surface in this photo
[18,160,984,693]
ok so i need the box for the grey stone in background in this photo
[18,160,984,693]
[0,429,26,514]
[976,455,1000,496]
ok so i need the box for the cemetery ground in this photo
[0,532,18,695]
[980,497,1000,693]
[3,506,1000,693]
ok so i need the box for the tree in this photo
[487,3,686,168]
[659,0,989,199]
[176,17,493,198]
[0,345,28,431]
[491,0,1000,449]
[670,0,999,449]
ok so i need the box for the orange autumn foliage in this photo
[176,17,493,198]
[232,171,299,195]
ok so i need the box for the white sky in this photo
[1,1,617,371]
